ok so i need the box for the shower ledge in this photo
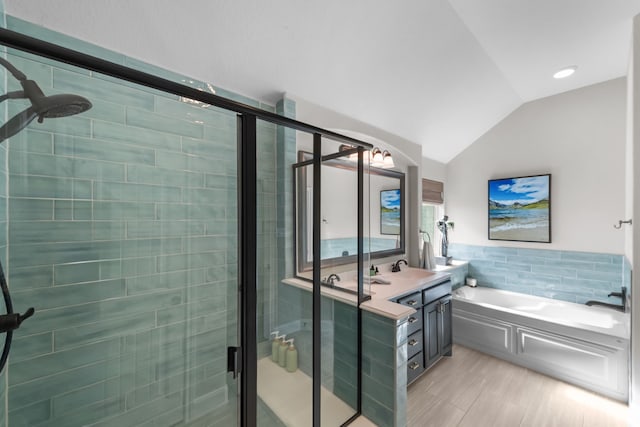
[257,357,365,426]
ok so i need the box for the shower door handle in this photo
[227,346,241,379]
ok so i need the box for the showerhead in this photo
[33,94,92,120]
[0,58,92,143]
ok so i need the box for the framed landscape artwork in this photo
[488,174,551,243]
[380,189,401,235]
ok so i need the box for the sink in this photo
[338,285,376,295]
[388,268,436,284]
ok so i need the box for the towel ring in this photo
[420,229,431,242]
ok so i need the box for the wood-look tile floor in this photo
[407,345,634,427]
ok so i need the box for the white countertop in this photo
[282,266,453,321]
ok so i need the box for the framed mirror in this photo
[294,151,405,273]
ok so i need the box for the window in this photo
[421,202,444,256]
[421,179,444,257]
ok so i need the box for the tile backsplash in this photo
[449,243,626,304]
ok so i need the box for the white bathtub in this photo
[452,286,630,401]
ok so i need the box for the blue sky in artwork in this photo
[381,189,400,209]
[489,175,549,205]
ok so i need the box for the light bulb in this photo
[371,148,384,167]
[382,150,394,168]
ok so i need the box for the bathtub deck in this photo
[407,344,632,427]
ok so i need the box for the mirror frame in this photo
[294,150,405,273]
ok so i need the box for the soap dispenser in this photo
[270,331,281,363]
[278,338,290,367]
[285,339,298,373]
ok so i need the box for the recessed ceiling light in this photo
[553,66,577,79]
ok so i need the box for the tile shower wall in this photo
[0,63,7,427]
[1,16,274,427]
[256,116,279,355]
[449,243,626,304]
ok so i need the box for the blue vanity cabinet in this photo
[424,295,453,366]
[440,295,453,357]
[397,279,452,385]
[423,281,453,369]
[424,299,441,368]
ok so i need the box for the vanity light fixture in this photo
[339,144,395,169]
[553,66,577,79]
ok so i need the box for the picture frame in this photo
[488,174,551,243]
[380,189,401,235]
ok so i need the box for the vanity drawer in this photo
[423,280,452,304]
[398,291,422,308]
[407,330,423,359]
[407,308,423,336]
[407,352,425,384]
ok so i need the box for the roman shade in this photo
[422,178,443,204]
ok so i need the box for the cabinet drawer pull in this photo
[409,361,420,370]
[408,339,419,346]
[408,316,418,323]
[407,300,418,306]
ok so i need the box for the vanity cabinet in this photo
[424,295,452,368]
[396,279,452,384]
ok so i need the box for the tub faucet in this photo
[586,287,627,312]
[585,300,625,312]
[391,259,408,273]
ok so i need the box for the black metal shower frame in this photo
[0,28,372,427]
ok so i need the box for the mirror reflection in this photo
[295,151,405,273]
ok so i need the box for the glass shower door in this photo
[255,126,368,426]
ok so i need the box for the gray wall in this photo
[628,13,640,416]
[446,78,627,255]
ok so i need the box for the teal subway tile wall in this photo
[449,243,626,304]
[0,45,7,427]
[0,15,283,427]
[362,311,408,427]
[1,3,8,424]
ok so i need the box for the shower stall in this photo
[0,22,370,427]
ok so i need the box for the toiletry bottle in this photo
[278,338,290,367]
[286,339,298,373]
[270,331,280,362]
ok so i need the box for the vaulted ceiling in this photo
[6,0,640,162]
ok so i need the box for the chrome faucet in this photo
[585,286,627,312]
[323,273,341,286]
[391,259,408,273]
